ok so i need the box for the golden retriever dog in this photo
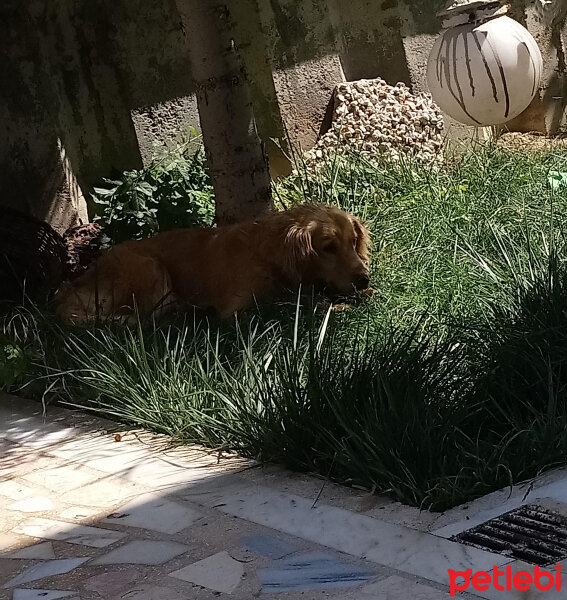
[55,204,371,323]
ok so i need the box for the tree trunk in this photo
[175,0,273,225]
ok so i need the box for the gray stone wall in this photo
[1,0,565,231]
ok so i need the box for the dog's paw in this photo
[360,287,376,297]
[332,303,351,312]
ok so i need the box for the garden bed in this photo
[3,142,567,511]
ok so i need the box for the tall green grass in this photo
[279,144,567,330]
[4,143,567,510]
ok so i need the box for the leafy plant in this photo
[0,339,27,389]
[92,139,215,246]
[0,308,43,392]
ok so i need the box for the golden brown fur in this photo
[55,204,371,323]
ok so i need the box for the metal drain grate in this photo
[452,504,567,566]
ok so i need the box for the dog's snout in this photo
[354,272,370,290]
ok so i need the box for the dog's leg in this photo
[215,291,256,319]
[135,256,177,318]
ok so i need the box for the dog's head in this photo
[282,205,371,293]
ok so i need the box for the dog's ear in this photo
[284,221,315,280]
[353,218,371,264]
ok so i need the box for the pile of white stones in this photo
[305,78,444,167]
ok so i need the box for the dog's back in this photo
[56,205,371,323]
[55,223,270,322]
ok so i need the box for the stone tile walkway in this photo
[2,393,567,599]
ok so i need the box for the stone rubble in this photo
[304,78,444,168]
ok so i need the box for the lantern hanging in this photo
[426,0,543,126]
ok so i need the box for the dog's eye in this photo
[322,240,338,254]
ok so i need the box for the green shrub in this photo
[92,139,215,246]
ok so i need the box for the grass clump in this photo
[280,145,567,331]
[4,142,567,511]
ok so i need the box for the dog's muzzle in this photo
[353,272,370,290]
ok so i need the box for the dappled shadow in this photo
[0,394,253,595]
[541,3,567,135]
[1,0,446,227]
[3,392,567,597]
[0,393,393,598]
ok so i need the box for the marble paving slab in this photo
[202,485,513,588]
[13,590,77,600]
[356,575,451,599]
[168,550,244,594]
[93,540,189,565]
[13,517,125,547]
[103,493,201,534]
[4,541,56,559]
[240,535,296,559]
[259,551,373,593]
[4,558,88,588]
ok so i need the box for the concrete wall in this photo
[1,0,565,231]
[0,0,192,231]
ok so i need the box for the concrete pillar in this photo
[0,2,86,232]
[336,0,412,86]
[131,97,201,165]
[229,0,292,177]
[35,0,143,211]
[261,0,346,152]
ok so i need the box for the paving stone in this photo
[168,550,244,593]
[116,457,211,490]
[0,557,25,586]
[4,558,88,588]
[51,437,186,486]
[259,552,373,593]
[211,485,511,588]
[58,506,101,522]
[359,575,450,599]
[0,481,36,500]
[3,393,526,600]
[93,540,189,565]
[0,531,34,552]
[470,560,567,600]
[48,435,154,476]
[0,436,16,451]
[83,567,140,597]
[13,589,77,600]
[23,465,102,493]
[227,546,255,564]
[241,535,296,559]
[7,496,54,513]
[2,415,79,449]
[0,509,25,532]
[104,493,201,534]
[5,541,56,559]
[13,517,125,547]
[0,448,53,480]
[111,584,190,599]
[181,476,251,508]
[59,479,140,508]
[85,449,158,475]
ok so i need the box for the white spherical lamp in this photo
[426,1,543,126]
